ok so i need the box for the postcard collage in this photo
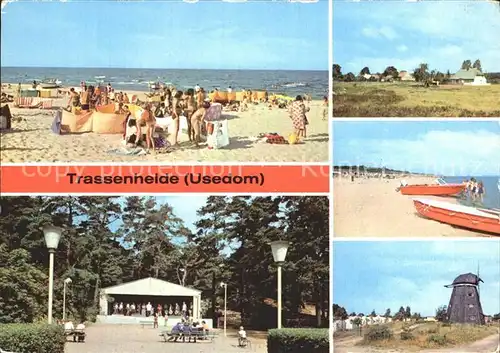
[0,0,499,352]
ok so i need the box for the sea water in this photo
[1,67,328,99]
[444,175,500,209]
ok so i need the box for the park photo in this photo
[333,240,500,353]
[0,195,329,353]
[332,120,500,237]
[0,0,328,163]
[332,0,500,117]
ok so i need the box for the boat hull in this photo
[400,184,465,196]
[413,199,500,235]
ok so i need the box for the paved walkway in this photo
[66,324,268,353]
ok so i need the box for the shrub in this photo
[363,325,393,342]
[0,323,65,353]
[267,328,328,353]
[427,334,448,346]
[400,330,414,340]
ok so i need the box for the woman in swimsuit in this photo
[171,91,184,145]
[477,181,485,202]
[136,103,156,153]
[184,89,197,142]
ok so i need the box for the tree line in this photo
[0,196,329,329]
[332,59,500,84]
[332,304,421,321]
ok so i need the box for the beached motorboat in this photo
[398,183,465,196]
[413,198,500,235]
[39,79,62,89]
[396,178,465,196]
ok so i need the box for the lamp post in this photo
[63,278,72,321]
[43,225,62,325]
[269,240,290,329]
[220,282,227,337]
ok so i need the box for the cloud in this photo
[338,129,500,176]
[362,26,398,40]
[334,2,500,72]
[334,240,500,316]
[397,45,408,52]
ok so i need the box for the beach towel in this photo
[206,119,230,149]
[107,147,147,156]
[265,133,288,145]
[204,103,222,121]
[51,110,62,135]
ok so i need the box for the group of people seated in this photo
[463,178,486,202]
[167,319,212,342]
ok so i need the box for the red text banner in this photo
[0,165,329,194]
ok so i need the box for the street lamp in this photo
[220,282,227,337]
[269,240,290,329]
[43,225,62,325]
[63,278,72,321]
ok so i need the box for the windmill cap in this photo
[450,273,483,286]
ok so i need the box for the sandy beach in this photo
[333,176,493,238]
[1,86,328,163]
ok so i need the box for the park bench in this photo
[139,320,154,328]
[160,330,213,343]
[65,329,86,342]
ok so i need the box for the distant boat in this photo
[281,82,307,88]
[413,198,500,235]
[39,78,62,89]
[95,76,106,79]
[397,179,465,196]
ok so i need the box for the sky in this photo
[333,240,500,317]
[109,196,208,234]
[333,1,500,74]
[0,1,327,70]
[333,120,500,176]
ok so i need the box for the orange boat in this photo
[398,183,465,196]
[413,198,500,235]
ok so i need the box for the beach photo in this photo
[0,1,328,163]
[333,240,500,353]
[0,195,329,353]
[333,120,500,237]
[332,0,500,117]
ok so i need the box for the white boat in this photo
[39,79,62,89]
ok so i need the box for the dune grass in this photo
[356,321,499,351]
[333,82,500,117]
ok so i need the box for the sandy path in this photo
[334,333,499,353]
[333,176,492,237]
[1,87,328,163]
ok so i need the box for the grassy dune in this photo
[356,321,499,351]
[333,82,500,117]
